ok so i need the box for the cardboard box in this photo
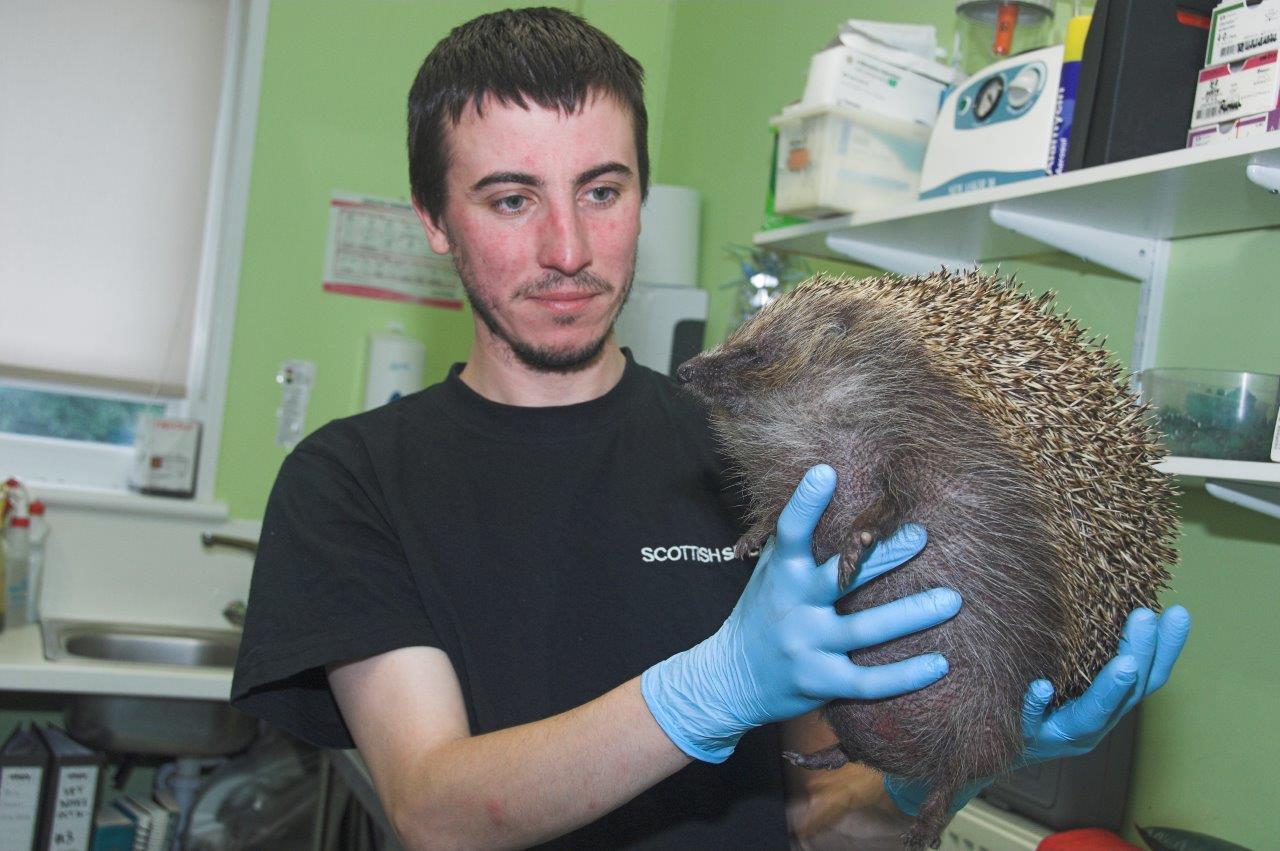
[802,44,951,128]
[771,104,929,217]
[1186,108,1280,146]
[1207,0,1280,66]
[1190,50,1280,128]
[919,45,1064,199]
[129,416,201,497]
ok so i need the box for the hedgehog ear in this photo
[822,319,849,339]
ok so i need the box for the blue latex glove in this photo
[641,464,962,763]
[885,604,1192,816]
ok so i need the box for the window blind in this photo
[0,0,229,397]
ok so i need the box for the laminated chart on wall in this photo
[322,191,464,309]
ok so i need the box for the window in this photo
[0,0,266,497]
[0,385,163,446]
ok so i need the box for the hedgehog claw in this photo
[838,550,864,590]
[783,744,850,770]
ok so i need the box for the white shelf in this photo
[1158,457,1280,484]
[753,137,1280,514]
[754,136,1280,275]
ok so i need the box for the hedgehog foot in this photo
[733,521,772,560]
[901,773,967,850]
[782,744,849,770]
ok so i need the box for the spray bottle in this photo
[4,515,30,627]
[27,501,47,623]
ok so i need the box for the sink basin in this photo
[42,619,241,666]
[41,620,257,756]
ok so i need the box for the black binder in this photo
[32,724,104,851]
[0,723,50,851]
[1067,0,1219,170]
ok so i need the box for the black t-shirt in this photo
[230,352,789,849]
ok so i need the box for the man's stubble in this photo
[450,239,637,374]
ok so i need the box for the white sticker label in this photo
[0,766,44,851]
[45,765,98,850]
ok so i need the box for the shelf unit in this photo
[754,136,1280,518]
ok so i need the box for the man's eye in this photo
[494,195,526,214]
[586,186,618,206]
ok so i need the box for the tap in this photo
[200,532,258,554]
[201,532,255,628]
[222,600,247,629]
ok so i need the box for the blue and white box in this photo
[919,45,1064,199]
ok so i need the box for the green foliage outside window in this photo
[0,385,164,446]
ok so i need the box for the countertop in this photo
[0,623,233,700]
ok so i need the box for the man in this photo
[231,8,1190,849]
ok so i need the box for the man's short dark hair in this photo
[407,6,649,223]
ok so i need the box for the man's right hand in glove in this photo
[642,463,962,763]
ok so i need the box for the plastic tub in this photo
[770,104,930,218]
[1140,368,1280,462]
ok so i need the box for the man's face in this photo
[418,92,642,372]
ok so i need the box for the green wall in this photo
[212,1,1279,846]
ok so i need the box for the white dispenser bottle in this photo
[363,323,426,411]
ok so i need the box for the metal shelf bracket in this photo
[1246,149,1280,193]
[1205,480,1280,520]
[824,234,974,277]
[989,205,1157,280]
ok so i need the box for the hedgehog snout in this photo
[675,358,700,386]
[676,354,738,406]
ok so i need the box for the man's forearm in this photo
[388,677,691,850]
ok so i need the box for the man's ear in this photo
[413,200,452,255]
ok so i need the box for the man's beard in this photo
[450,244,635,374]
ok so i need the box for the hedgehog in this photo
[675,269,1178,849]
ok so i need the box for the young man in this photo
[231,9,1190,849]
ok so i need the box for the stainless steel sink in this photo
[42,619,241,666]
[41,620,257,756]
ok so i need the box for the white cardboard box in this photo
[1190,50,1280,128]
[129,417,201,497]
[1207,0,1280,65]
[919,45,1064,199]
[802,43,950,128]
[1187,109,1280,146]
[771,103,929,217]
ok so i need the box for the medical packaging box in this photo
[1187,109,1280,146]
[129,416,201,497]
[770,103,929,218]
[1190,50,1280,128]
[802,45,951,128]
[919,45,1064,199]
[1207,0,1280,66]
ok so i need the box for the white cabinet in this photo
[753,136,1280,516]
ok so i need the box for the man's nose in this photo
[537,200,592,278]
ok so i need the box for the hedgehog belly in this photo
[826,565,1044,782]
[823,540,1066,849]
[822,613,1032,781]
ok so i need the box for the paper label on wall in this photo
[323,191,463,309]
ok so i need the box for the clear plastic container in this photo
[1140,369,1280,462]
[955,0,1058,76]
[770,104,930,218]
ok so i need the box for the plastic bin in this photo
[1140,368,1280,462]
[770,104,930,218]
